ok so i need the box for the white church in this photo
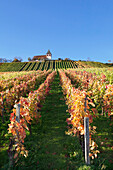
[32,50,52,61]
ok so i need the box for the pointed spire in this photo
[46,49,51,55]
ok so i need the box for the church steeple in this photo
[46,49,52,59]
[46,49,51,55]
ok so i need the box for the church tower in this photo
[46,49,52,60]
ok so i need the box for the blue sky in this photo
[0,0,113,63]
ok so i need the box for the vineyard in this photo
[0,68,113,169]
[0,60,112,72]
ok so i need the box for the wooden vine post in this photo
[84,97,90,165]
[1,94,4,123]
[84,117,90,165]
[9,104,20,169]
[15,104,20,148]
[16,104,20,123]
[15,104,21,147]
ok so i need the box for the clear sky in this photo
[0,0,113,63]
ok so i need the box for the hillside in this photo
[0,60,112,72]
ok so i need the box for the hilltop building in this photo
[32,50,52,61]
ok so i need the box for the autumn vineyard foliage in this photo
[59,70,100,159]
[8,71,56,159]
[0,68,113,169]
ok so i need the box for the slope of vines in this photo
[0,60,111,72]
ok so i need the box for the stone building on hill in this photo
[32,50,52,61]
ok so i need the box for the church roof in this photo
[32,55,47,60]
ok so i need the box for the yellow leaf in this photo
[95,153,97,158]
[93,126,97,130]
[20,151,24,155]
[16,147,20,152]
[92,155,94,159]
[89,102,95,107]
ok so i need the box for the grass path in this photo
[16,72,84,169]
